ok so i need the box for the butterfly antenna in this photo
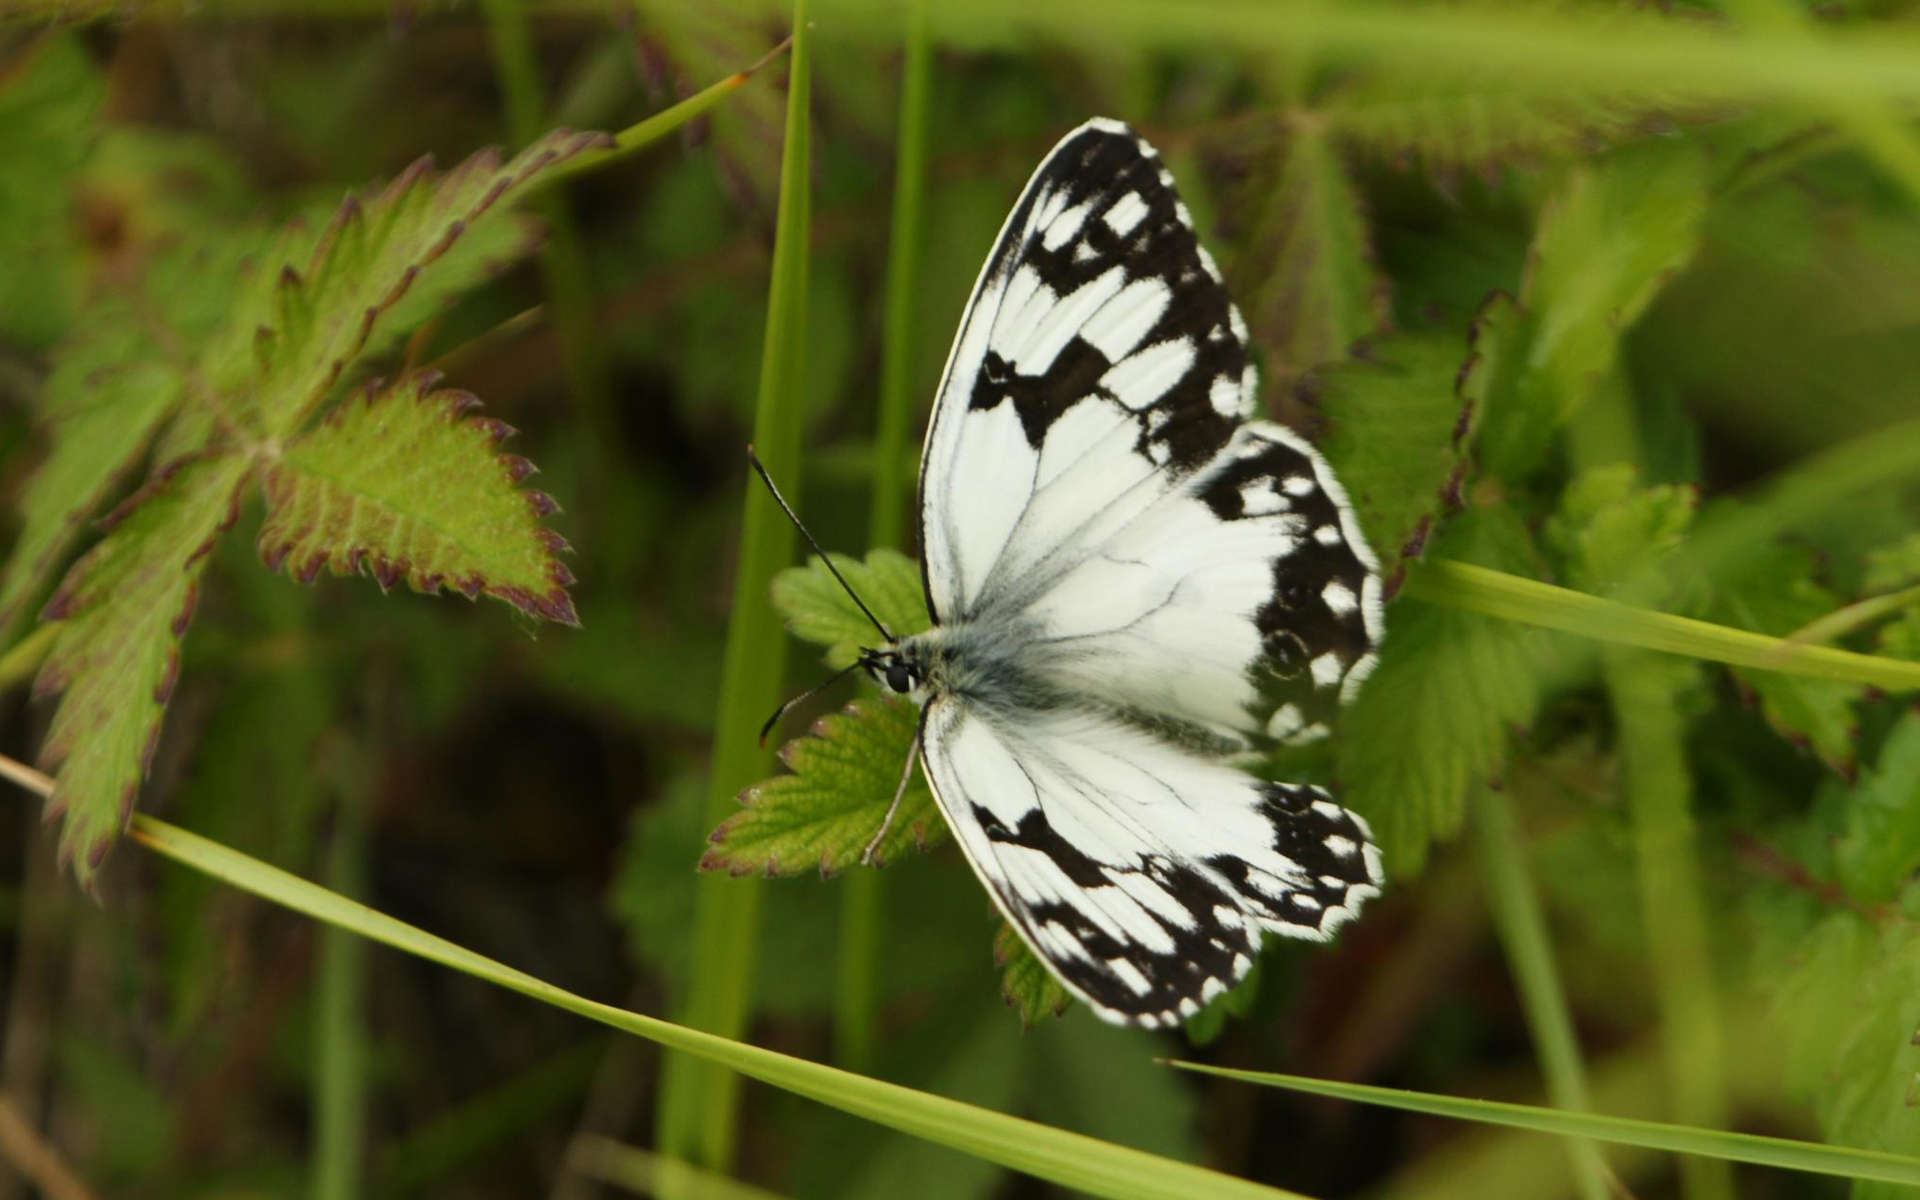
[759,658,864,746]
[746,446,895,642]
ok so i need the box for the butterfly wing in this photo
[917,118,1380,746]
[919,696,1382,1027]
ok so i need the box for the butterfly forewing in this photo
[919,119,1257,624]
[904,118,1387,1026]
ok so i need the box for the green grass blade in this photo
[481,0,614,447]
[657,2,812,1172]
[834,0,932,1074]
[1469,786,1610,1200]
[1162,1063,1920,1188]
[107,809,1307,1200]
[1604,652,1731,1200]
[536,37,792,188]
[312,791,369,1200]
[566,1136,793,1200]
[1406,560,1920,691]
[818,0,1920,108]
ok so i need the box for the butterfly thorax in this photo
[863,621,1062,715]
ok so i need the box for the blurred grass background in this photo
[1,3,1919,1198]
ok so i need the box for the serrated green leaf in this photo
[0,361,183,630]
[1770,907,1920,1196]
[995,923,1069,1027]
[32,454,252,888]
[256,371,577,625]
[1338,507,1551,874]
[771,549,932,666]
[1705,540,1863,774]
[706,696,945,877]
[243,127,613,439]
[1310,332,1473,581]
[1243,125,1385,382]
[1475,141,1708,479]
[1545,464,1696,593]
[1834,713,1920,905]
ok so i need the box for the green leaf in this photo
[1544,464,1696,593]
[1243,124,1386,382]
[243,127,613,440]
[1338,507,1551,874]
[995,923,1069,1027]
[1309,332,1474,581]
[1475,141,1708,479]
[771,549,932,666]
[705,696,945,876]
[1703,541,1863,774]
[0,33,102,347]
[1834,713,1920,905]
[256,372,578,625]
[32,454,252,887]
[1864,532,1920,593]
[0,360,184,630]
[1770,907,1920,1194]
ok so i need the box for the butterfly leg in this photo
[861,730,923,867]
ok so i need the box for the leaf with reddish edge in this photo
[0,361,183,630]
[1308,332,1476,598]
[703,695,945,878]
[995,922,1069,1026]
[244,127,614,440]
[33,453,252,890]
[257,372,578,625]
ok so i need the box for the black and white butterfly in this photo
[768,118,1385,1027]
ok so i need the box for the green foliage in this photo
[1309,332,1473,578]
[10,11,1920,1200]
[770,548,931,666]
[34,456,249,879]
[244,129,611,438]
[8,132,596,886]
[1833,713,1920,905]
[259,371,578,624]
[0,34,101,347]
[1472,141,1708,479]
[995,923,1069,1026]
[705,696,944,875]
[1322,70,1691,171]
[1702,541,1865,774]
[1776,913,1920,1197]
[1242,124,1385,381]
[1338,508,1552,874]
[1546,464,1695,592]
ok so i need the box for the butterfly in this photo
[762,118,1386,1027]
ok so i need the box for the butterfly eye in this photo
[885,662,915,693]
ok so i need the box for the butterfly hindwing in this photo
[919,698,1382,1026]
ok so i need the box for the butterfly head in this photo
[859,645,929,701]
